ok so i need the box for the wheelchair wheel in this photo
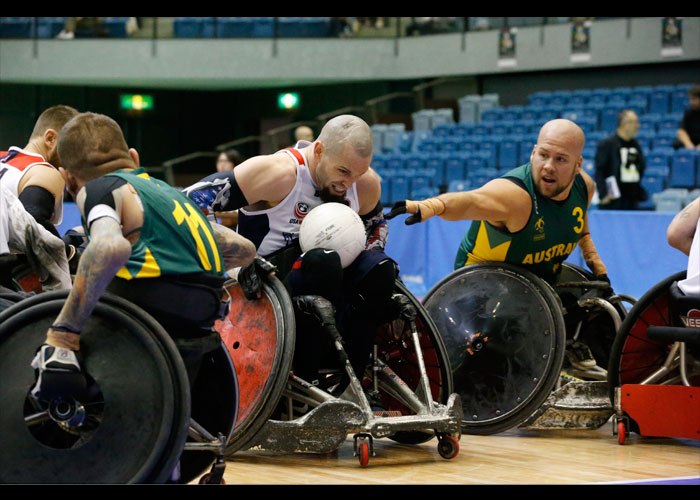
[177,341,238,484]
[607,271,699,407]
[216,273,295,456]
[374,279,454,445]
[0,291,191,484]
[423,263,567,435]
[556,263,628,370]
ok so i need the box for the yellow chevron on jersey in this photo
[464,221,512,266]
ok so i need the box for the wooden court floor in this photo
[211,421,700,486]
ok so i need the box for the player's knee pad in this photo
[350,258,397,320]
[290,248,344,300]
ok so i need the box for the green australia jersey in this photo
[97,168,224,280]
[454,163,589,284]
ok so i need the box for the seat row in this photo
[0,17,131,38]
[173,17,332,38]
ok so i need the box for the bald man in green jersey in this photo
[386,119,609,369]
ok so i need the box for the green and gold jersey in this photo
[97,168,224,280]
[454,163,589,284]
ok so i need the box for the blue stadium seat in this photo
[654,188,688,212]
[458,138,477,154]
[466,154,487,174]
[669,150,698,188]
[498,140,519,169]
[600,106,625,133]
[371,154,387,171]
[424,154,446,184]
[468,168,498,188]
[390,176,409,204]
[382,124,406,153]
[385,153,405,171]
[174,17,203,38]
[639,175,663,209]
[250,17,274,37]
[298,17,331,37]
[404,152,427,171]
[393,132,413,153]
[652,136,675,151]
[444,155,466,186]
[380,175,391,206]
[0,17,34,38]
[432,123,455,137]
[103,17,131,38]
[448,179,472,192]
[216,17,253,37]
[528,91,552,107]
[520,108,540,122]
[582,157,595,177]
[411,172,434,192]
[410,131,431,152]
[410,186,440,200]
[649,89,671,115]
[480,108,502,124]
[645,150,672,176]
[452,123,474,137]
[37,17,67,38]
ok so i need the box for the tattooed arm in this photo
[45,215,132,351]
[667,196,700,256]
[209,221,256,271]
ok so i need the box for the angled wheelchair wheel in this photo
[607,271,698,406]
[0,291,191,484]
[216,273,295,456]
[374,279,454,445]
[423,263,567,435]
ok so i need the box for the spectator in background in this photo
[56,18,109,39]
[594,110,647,210]
[675,84,700,151]
[216,149,243,173]
[329,18,353,37]
[294,125,315,144]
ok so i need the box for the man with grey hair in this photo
[184,114,397,388]
[594,109,647,210]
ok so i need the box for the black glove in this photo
[30,344,89,403]
[237,256,277,300]
[384,201,422,225]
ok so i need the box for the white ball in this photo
[299,202,366,268]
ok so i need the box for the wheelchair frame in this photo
[222,277,463,467]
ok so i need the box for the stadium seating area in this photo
[0,17,132,38]
[371,83,699,210]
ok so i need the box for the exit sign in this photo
[278,92,299,110]
[121,94,154,111]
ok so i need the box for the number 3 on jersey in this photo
[572,206,585,234]
[172,199,221,272]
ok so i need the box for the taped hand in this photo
[384,201,423,225]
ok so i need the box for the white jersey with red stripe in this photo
[0,188,9,254]
[238,141,360,257]
[0,146,64,225]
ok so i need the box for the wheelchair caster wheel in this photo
[437,435,459,459]
[198,473,225,484]
[617,420,626,445]
[353,433,373,467]
[357,441,370,467]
